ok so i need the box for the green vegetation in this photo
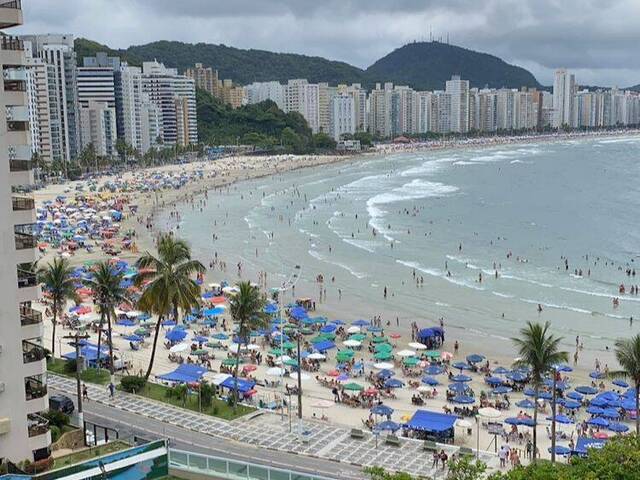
[52,441,131,470]
[47,358,111,385]
[609,334,640,434]
[125,381,253,420]
[120,375,147,393]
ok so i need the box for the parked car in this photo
[49,394,75,414]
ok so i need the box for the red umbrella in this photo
[593,432,609,439]
[390,333,402,339]
[364,388,379,396]
[327,369,340,377]
[211,296,226,304]
[243,365,257,373]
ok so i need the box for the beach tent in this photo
[220,377,256,394]
[403,409,458,440]
[156,363,207,383]
[572,436,607,456]
[62,345,108,363]
[313,340,336,352]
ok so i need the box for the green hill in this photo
[365,41,541,90]
[74,38,540,91]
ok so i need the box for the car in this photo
[49,394,75,415]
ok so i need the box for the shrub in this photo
[43,410,69,430]
[63,359,77,374]
[120,375,146,393]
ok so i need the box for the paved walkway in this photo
[49,374,498,477]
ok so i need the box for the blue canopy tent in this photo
[156,364,207,383]
[403,409,458,441]
[219,377,256,396]
[573,437,607,456]
[416,327,445,348]
[62,345,109,365]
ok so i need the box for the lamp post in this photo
[63,332,90,429]
[550,365,560,463]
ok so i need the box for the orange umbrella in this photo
[211,296,226,304]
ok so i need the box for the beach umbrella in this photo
[608,422,629,433]
[371,336,389,344]
[116,319,135,327]
[452,395,476,404]
[563,400,581,410]
[370,404,394,416]
[327,369,340,377]
[516,399,536,409]
[376,369,394,379]
[384,378,405,389]
[546,414,574,424]
[518,418,537,427]
[192,349,208,356]
[352,319,370,327]
[281,341,296,350]
[403,357,419,367]
[504,417,522,425]
[448,382,470,393]
[134,328,148,336]
[264,304,279,314]
[374,351,393,360]
[417,385,433,393]
[289,372,310,382]
[466,354,485,364]
[548,445,572,456]
[586,406,605,415]
[368,326,383,333]
[347,326,361,334]
[266,367,285,377]
[375,420,401,432]
[165,329,187,342]
[212,332,229,340]
[478,407,502,419]
[123,334,143,342]
[424,365,444,375]
[554,364,573,373]
[192,335,209,344]
[408,342,427,350]
[308,352,326,360]
[493,366,511,375]
[169,343,189,353]
[320,324,337,334]
[567,391,584,401]
[245,344,260,351]
[588,417,610,427]
[283,358,300,367]
[506,371,528,382]
[590,371,605,379]
[452,361,472,370]
[374,343,393,352]
[486,376,504,386]
[589,397,609,408]
[349,333,366,341]
[452,374,472,383]
[492,386,513,394]
[389,333,402,339]
[336,350,355,362]
[396,349,416,357]
[343,382,363,391]
[161,320,176,327]
[600,409,621,419]
[331,320,345,325]
[612,379,629,388]
[576,386,598,395]
[424,350,441,359]
[374,362,394,370]
[455,419,473,429]
[422,376,440,386]
[343,339,361,348]
[221,358,241,367]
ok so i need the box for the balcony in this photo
[3,67,26,82]
[10,158,31,171]
[18,263,37,289]
[25,375,47,401]
[0,35,23,51]
[15,223,36,249]
[6,105,29,122]
[20,302,42,326]
[12,195,34,211]
[22,339,45,364]
[27,413,49,438]
[0,1,23,29]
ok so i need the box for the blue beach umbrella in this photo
[612,379,629,388]
[212,332,229,340]
[165,329,187,342]
[587,417,610,427]
[492,386,513,394]
[123,334,143,342]
[575,386,598,395]
[203,307,225,317]
[448,382,470,393]
[600,409,621,419]
[452,361,472,370]
[320,324,337,333]
[516,399,536,409]
[493,366,511,375]
[375,420,401,432]
[192,335,208,344]
[546,414,573,424]
[352,319,370,327]
[586,406,604,415]
[422,376,440,386]
[486,376,503,386]
[376,369,394,379]
[466,354,485,364]
[589,371,605,379]
[116,319,135,327]
[384,378,405,389]
[452,395,475,404]
[424,365,444,375]
[563,400,581,410]
[608,422,629,433]
[548,445,571,455]
[567,391,584,401]
[371,404,394,416]
[506,371,528,382]
[451,374,472,383]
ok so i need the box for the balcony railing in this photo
[15,224,36,249]
[27,413,49,438]
[0,0,21,8]
[25,375,47,401]
[20,302,42,326]
[22,339,45,364]
[17,264,37,289]
[12,195,34,211]
[10,159,31,172]
[0,36,23,51]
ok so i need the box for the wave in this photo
[520,298,592,315]
[492,291,514,298]
[342,238,377,253]
[307,249,367,279]
[396,259,485,291]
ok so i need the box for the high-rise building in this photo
[284,79,320,133]
[140,93,161,153]
[329,93,355,141]
[77,55,117,109]
[0,1,51,463]
[368,83,393,137]
[185,63,217,96]
[318,83,337,134]
[338,84,367,132]
[79,100,117,157]
[141,60,197,145]
[245,81,285,109]
[445,75,469,133]
[20,34,79,164]
[553,68,576,128]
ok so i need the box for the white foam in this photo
[342,238,377,253]
[308,249,367,279]
[396,259,485,291]
[519,298,592,315]
[492,291,514,298]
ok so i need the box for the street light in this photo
[63,332,90,429]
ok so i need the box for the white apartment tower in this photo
[553,68,576,128]
[79,101,116,157]
[284,79,320,133]
[329,93,356,141]
[245,81,285,110]
[445,75,470,133]
[0,0,51,464]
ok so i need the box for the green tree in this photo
[135,234,205,380]
[37,258,79,357]
[447,456,487,480]
[609,335,640,434]
[79,143,97,172]
[312,132,336,150]
[512,321,568,462]
[229,281,267,412]
[85,261,129,382]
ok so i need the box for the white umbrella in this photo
[408,342,427,350]
[170,343,189,353]
[417,385,433,393]
[245,344,261,351]
[374,362,394,370]
[478,407,501,419]
[274,355,291,365]
[289,372,310,381]
[308,352,326,360]
[311,399,334,408]
[347,326,361,334]
[343,339,361,348]
[396,349,416,357]
[125,310,143,318]
[456,419,473,428]
[266,367,285,377]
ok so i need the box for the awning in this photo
[573,436,607,456]
[404,409,459,433]
[156,363,207,383]
[220,377,256,393]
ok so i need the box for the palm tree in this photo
[609,335,640,434]
[37,258,78,357]
[229,281,268,412]
[85,261,129,382]
[512,321,568,463]
[135,234,205,380]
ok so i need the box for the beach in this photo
[35,130,640,464]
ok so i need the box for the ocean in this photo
[161,135,640,359]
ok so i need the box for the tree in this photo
[135,234,205,380]
[79,143,97,172]
[37,258,78,357]
[610,335,640,434]
[84,261,129,382]
[447,456,487,480]
[228,281,267,412]
[312,132,336,150]
[512,321,568,463]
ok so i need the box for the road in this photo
[55,388,366,480]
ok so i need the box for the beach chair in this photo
[385,434,401,447]
[423,440,438,452]
[350,428,365,439]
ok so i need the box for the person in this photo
[431,450,439,469]
[439,450,448,469]
[82,383,89,402]
[107,382,116,398]
[498,446,507,468]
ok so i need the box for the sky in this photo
[16,0,640,87]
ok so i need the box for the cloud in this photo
[14,0,640,87]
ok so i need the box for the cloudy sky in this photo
[16,0,640,87]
